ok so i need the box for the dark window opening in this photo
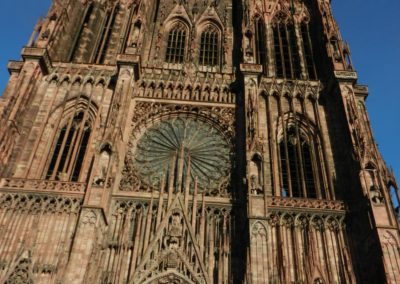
[254,19,267,73]
[301,24,317,80]
[72,124,91,181]
[70,5,93,62]
[199,26,219,66]
[288,24,301,79]
[46,126,66,179]
[56,125,76,177]
[302,142,316,198]
[166,23,187,64]
[95,5,119,64]
[46,112,92,182]
[273,26,284,77]
[273,22,301,79]
[279,127,318,198]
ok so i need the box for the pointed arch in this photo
[165,20,189,64]
[277,113,324,198]
[300,17,317,80]
[45,97,97,182]
[199,24,221,66]
[93,2,120,64]
[69,3,94,62]
[253,15,267,72]
[5,251,33,284]
[272,13,301,79]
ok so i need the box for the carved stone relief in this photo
[120,101,235,196]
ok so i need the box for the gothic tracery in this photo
[0,0,398,283]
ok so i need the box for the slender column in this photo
[167,153,177,207]
[184,156,191,209]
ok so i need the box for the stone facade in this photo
[0,0,399,283]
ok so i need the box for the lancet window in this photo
[199,25,220,66]
[70,4,94,62]
[94,4,120,64]
[46,111,92,182]
[279,125,320,199]
[273,19,301,79]
[300,23,317,80]
[165,22,188,64]
[254,18,267,72]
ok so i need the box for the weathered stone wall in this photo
[0,0,399,283]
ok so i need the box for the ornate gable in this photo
[132,194,209,284]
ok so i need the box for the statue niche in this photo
[93,144,112,186]
[249,154,263,195]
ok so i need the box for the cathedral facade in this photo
[0,0,399,283]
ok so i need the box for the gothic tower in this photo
[0,0,398,283]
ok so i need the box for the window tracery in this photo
[272,13,318,80]
[199,25,220,66]
[165,22,188,64]
[300,23,317,80]
[278,123,321,199]
[254,17,267,72]
[94,4,120,64]
[272,16,301,79]
[46,111,92,182]
[70,4,93,62]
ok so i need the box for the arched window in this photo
[94,4,120,64]
[300,23,317,80]
[199,25,220,66]
[165,22,187,64]
[279,126,318,198]
[254,18,267,72]
[273,20,301,79]
[46,111,92,182]
[70,4,94,62]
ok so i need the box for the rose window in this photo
[133,118,231,192]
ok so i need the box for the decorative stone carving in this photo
[311,216,324,231]
[326,217,340,232]
[260,78,321,99]
[370,186,384,205]
[267,213,280,227]
[133,118,231,192]
[266,211,345,232]
[0,193,82,214]
[251,221,267,239]
[0,178,86,193]
[82,210,98,225]
[93,144,112,186]
[5,258,33,284]
[334,70,358,80]
[135,69,235,104]
[267,196,345,212]
[295,214,308,229]
[120,101,235,195]
[281,214,294,227]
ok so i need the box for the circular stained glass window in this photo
[133,118,231,191]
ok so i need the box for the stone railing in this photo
[0,178,86,194]
[267,196,346,213]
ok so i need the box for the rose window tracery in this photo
[133,118,231,192]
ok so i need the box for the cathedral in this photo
[0,0,399,283]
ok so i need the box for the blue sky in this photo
[0,1,398,184]
[331,1,400,184]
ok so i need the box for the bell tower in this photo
[0,0,398,283]
[240,0,400,283]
